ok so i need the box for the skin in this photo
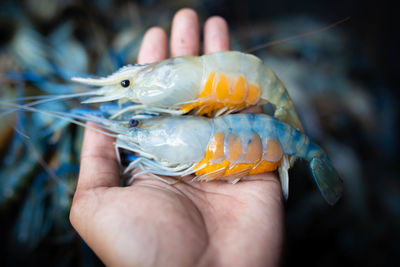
[70,8,284,267]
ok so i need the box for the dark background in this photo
[0,0,398,266]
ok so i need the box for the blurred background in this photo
[0,0,398,266]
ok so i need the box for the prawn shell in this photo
[180,72,261,116]
[194,132,283,179]
[72,51,303,132]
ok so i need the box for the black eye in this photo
[121,80,130,87]
[129,119,139,127]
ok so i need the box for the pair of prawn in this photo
[71,51,305,197]
[3,51,343,204]
[72,50,343,204]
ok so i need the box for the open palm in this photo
[70,9,284,267]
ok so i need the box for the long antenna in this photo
[246,16,351,53]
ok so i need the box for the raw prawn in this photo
[72,51,304,131]
[8,51,305,183]
[3,102,342,204]
[95,111,341,205]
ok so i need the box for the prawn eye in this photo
[121,80,130,87]
[129,119,139,127]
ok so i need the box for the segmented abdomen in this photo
[194,129,284,179]
[180,72,261,116]
[179,52,263,116]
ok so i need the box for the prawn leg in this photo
[278,155,290,200]
[110,105,185,119]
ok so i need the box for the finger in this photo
[170,8,200,57]
[204,16,230,54]
[138,27,168,64]
[77,122,120,190]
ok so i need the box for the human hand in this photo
[70,8,284,267]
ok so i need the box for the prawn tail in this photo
[274,107,304,133]
[282,124,342,205]
[260,66,304,132]
[309,155,343,205]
